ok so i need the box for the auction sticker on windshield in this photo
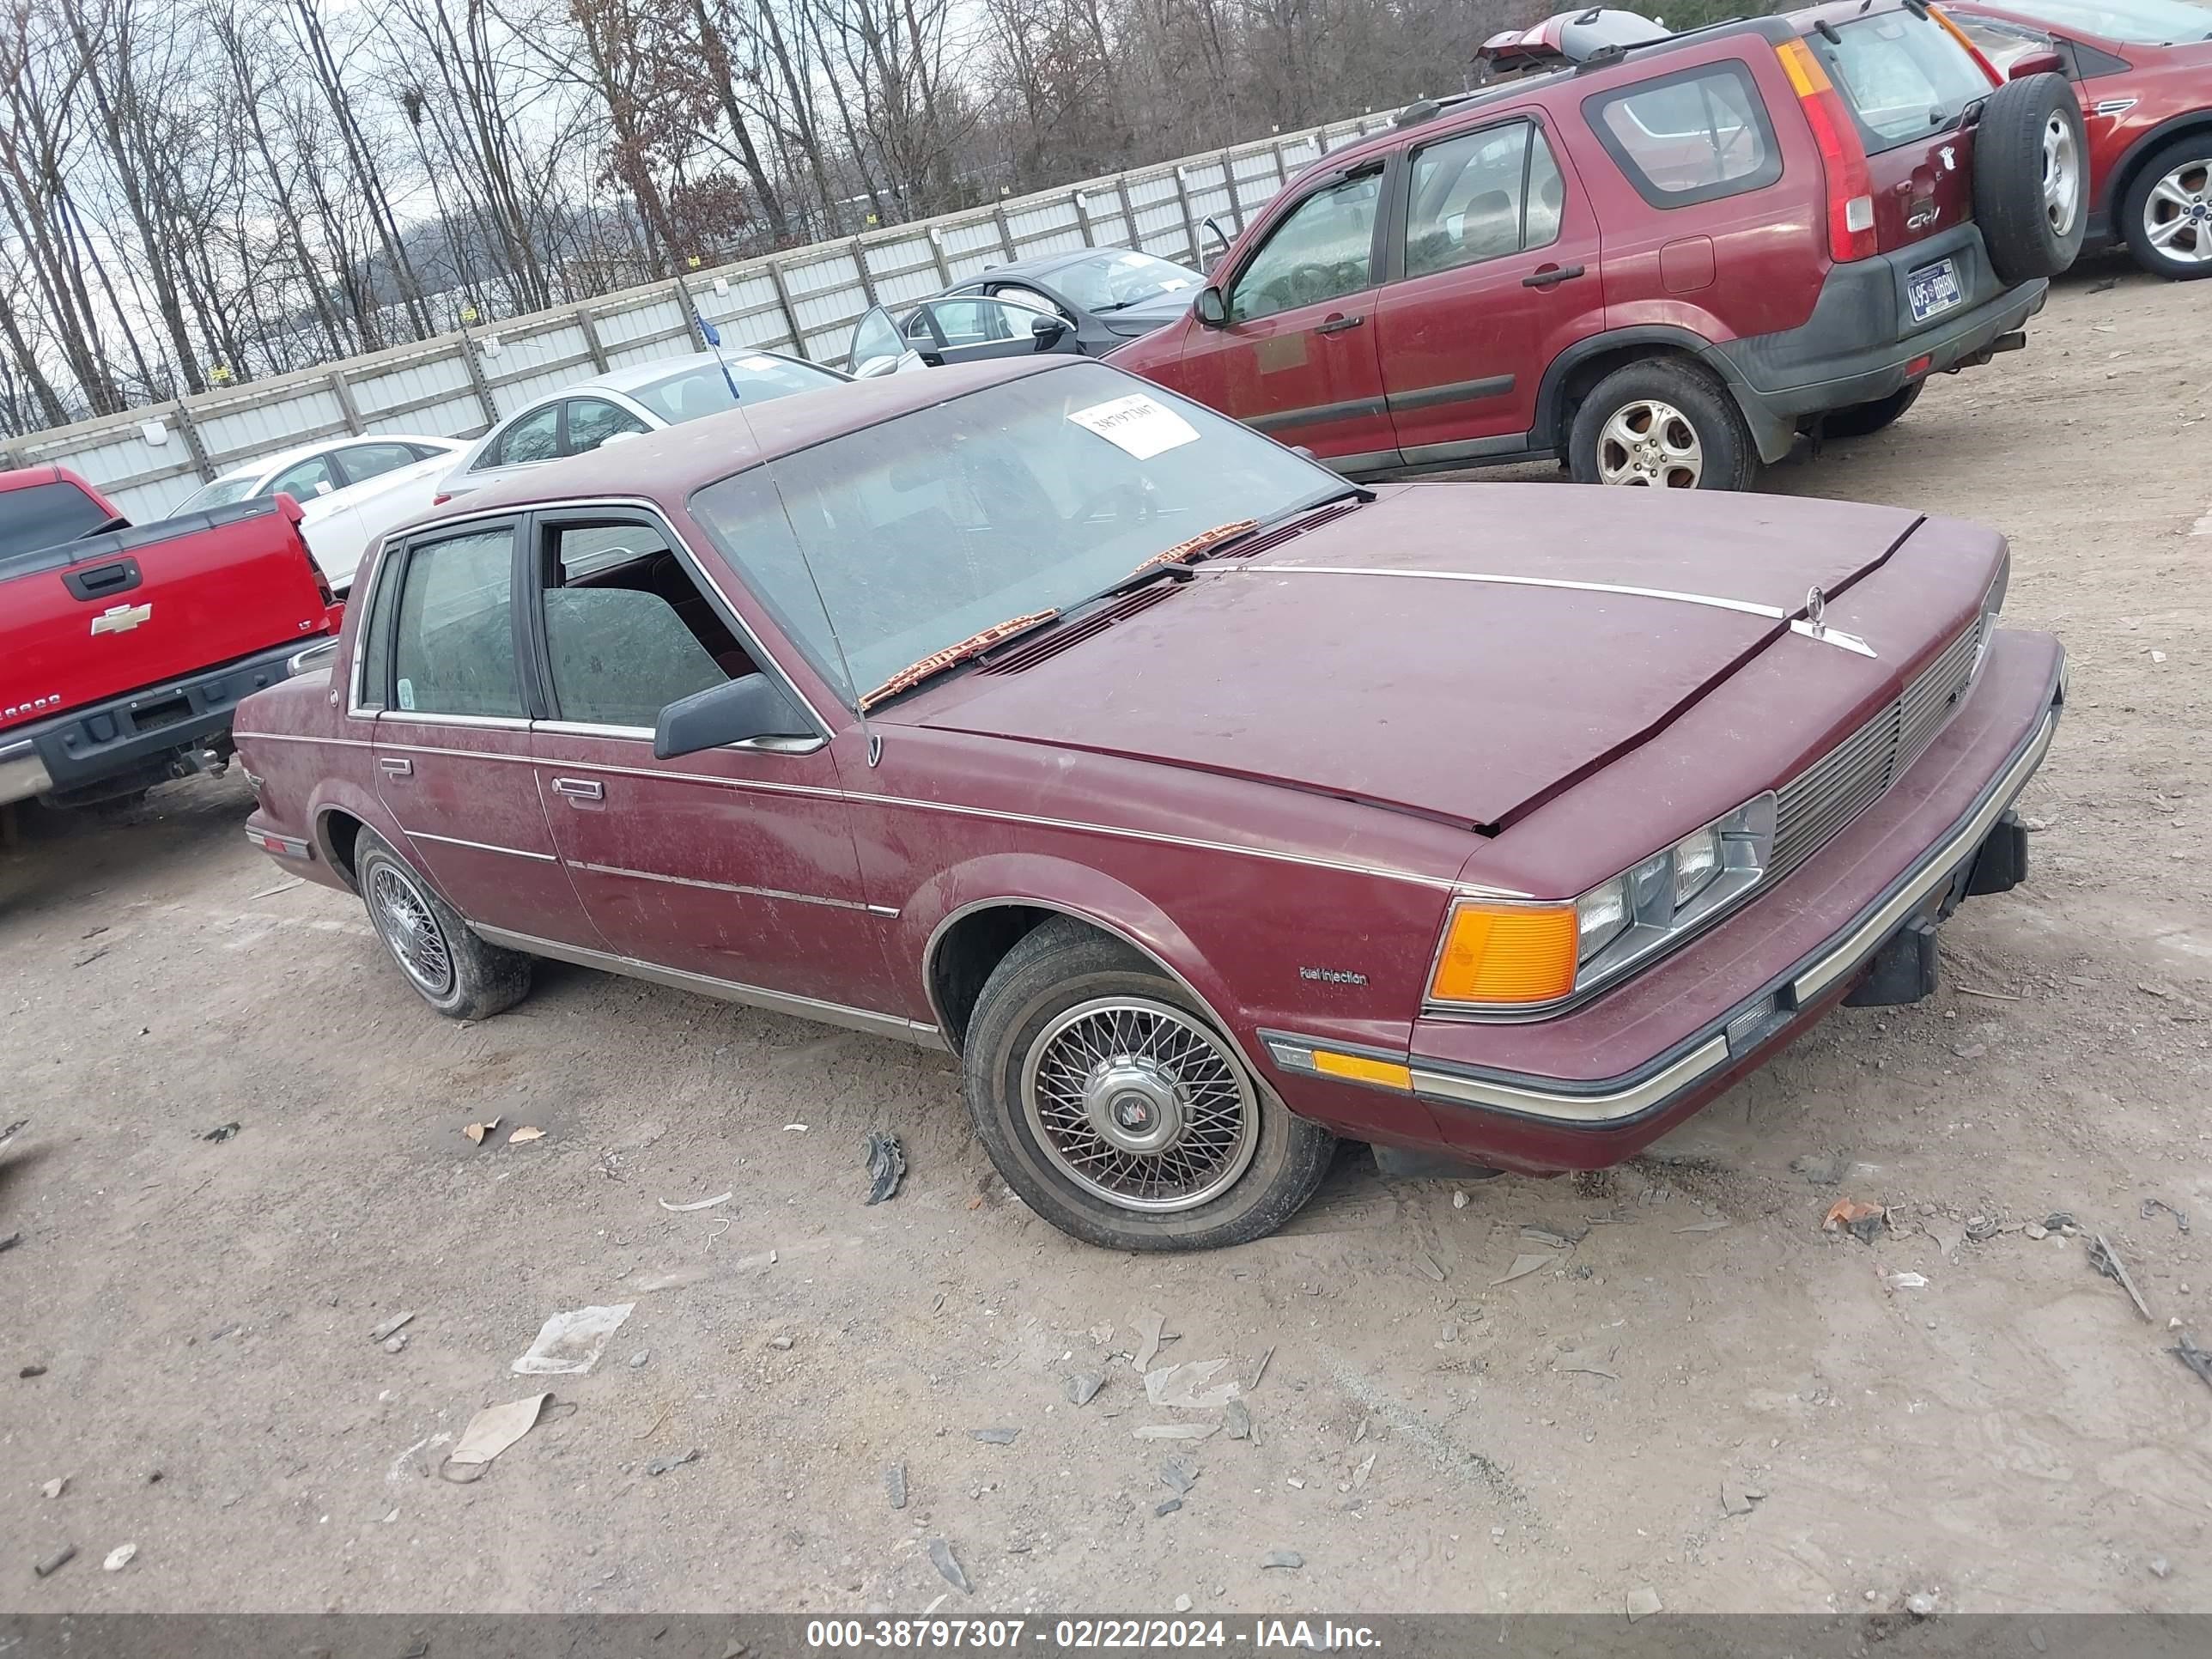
[1068,392,1200,460]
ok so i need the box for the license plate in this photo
[1907,257,1963,325]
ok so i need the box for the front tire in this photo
[356,830,532,1020]
[2120,137,2212,280]
[1568,358,1758,490]
[962,918,1334,1251]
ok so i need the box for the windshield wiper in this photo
[860,608,1061,710]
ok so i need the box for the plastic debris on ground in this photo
[928,1539,971,1594]
[2170,1334,2212,1391]
[441,1393,552,1482]
[1065,1373,1103,1407]
[1492,1251,1556,1285]
[1143,1358,1239,1411]
[1131,1310,1171,1371]
[101,1543,136,1572]
[462,1117,501,1146]
[201,1123,240,1143]
[1261,1550,1303,1571]
[970,1427,1018,1444]
[647,1448,701,1476]
[1823,1198,1888,1243]
[885,1463,907,1510]
[369,1311,416,1344]
[864,1133,906,1205]
[513,1304,634,1376]
[2089,1233,2154,1321]
[659,1192,732,1212]
[507,1126,545,1145]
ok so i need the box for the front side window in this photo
[1587,62,1782,205]
[1228,172,1382,322]
[268,454,339,501]
[485,404,559,470]
[688,361,1342,706]
[1404,122,1565,279]
[921,297,1052,347]
[390,526,523,719]
[1812,13,1997,151]
[563,398,650,455]
[335,442,424,485]
[538,520,756,729]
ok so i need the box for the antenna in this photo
[726,403,879,766]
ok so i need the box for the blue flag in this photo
[696,310,722,347]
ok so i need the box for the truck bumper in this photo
[1706,224,2049,459]
[0,638,312,807]
[1259,629,2064,1172]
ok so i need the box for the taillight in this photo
[1777,37,1878,264]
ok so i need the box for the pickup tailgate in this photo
[0,498,331,735]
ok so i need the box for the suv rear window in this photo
[1585,62,1782,209]
[1812,11,1995,153]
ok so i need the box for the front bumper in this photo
[1261,628,2063,1169]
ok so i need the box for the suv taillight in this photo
[1777,38,1877,264]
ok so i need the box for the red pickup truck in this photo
[1,465,337,812]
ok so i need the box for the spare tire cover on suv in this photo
[1972,71,2087,288]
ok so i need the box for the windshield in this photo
[1995,0,2212,39]
[1815,11,1997,150]
[175,476,260,513]
[0,478,118,562]
[628,356,845,423]
[689,362,1342,706]
[1048,251,1203,312]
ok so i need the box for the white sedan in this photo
[177,434,466,595]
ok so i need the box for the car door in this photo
[848,305,919,377]
[906,296,1086,368]
[1375,117,1603,462]
[521,507,893,1012]
[364,517,599,945]
[1172,161,1398,470]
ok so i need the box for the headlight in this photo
[1973,552,2009,678]
[1427,793,1777,1014]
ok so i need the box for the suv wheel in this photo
[2120,136,2212,280]
[356,830,532,1020]
[1973,72,2088,287]
[962,917,1335,1251]
[1818,382,1923,440]
[1569,359,1758,490]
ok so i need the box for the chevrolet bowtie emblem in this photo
[90,602,153,636]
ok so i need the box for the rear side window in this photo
[334,442,424,485]
[0,479,115,562]
[390,526,523,719]
[1404,121,1566,279]
[1813,13,1996,152]
[483,404,558,470]
[1585,61,1783,208]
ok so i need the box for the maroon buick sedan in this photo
[236,357,2064,1251]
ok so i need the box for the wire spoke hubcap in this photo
[2143,160,2212,264]
[370,863,454,998]
[1021,997,1258,1213]
[1597,399,1702,487]
[2042,113,2081,238]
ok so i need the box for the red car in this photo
[234,360,2063,1252]
[2,465,337,811]
[1948,0,2212,276]
[1108,3,2085,489]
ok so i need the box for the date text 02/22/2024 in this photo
[803,1618,1383,1650]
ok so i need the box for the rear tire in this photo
[1568,358,1758,490]
[962,917,1334,1251]
[1818,381,1923,439]
[1973,72,2087,286]
[2119,135,2212,280]
[356,830,532,1020]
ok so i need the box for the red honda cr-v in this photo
[1109,3,2087,489]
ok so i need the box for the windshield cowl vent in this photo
[1211,498,1363,560]
[976,584,1177,675]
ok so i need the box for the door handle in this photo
[1522,264,1586,289]
[378,757,412,777]
[1315,313,1365,336]
[551,776,605,802]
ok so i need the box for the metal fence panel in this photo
[3,108,1389,515]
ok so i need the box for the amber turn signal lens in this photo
[1312,1050,1413,1091]
[1429,902,1579,1006]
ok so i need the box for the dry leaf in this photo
[508,1126,545,1145]
[463,1116,502,1146]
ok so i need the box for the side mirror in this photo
[1194,287,1228,329]
[653,673,812,759]
[2007,46,2064,79]
[1030,313,1071,349]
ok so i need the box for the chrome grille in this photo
[1771,618,1984,881]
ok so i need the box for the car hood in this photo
[1099,289,1200,331]
[886,483,1951,831]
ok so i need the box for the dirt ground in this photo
[3,252,2209,1620]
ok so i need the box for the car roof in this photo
[206,432,462,486]
[457,356,1071,517]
